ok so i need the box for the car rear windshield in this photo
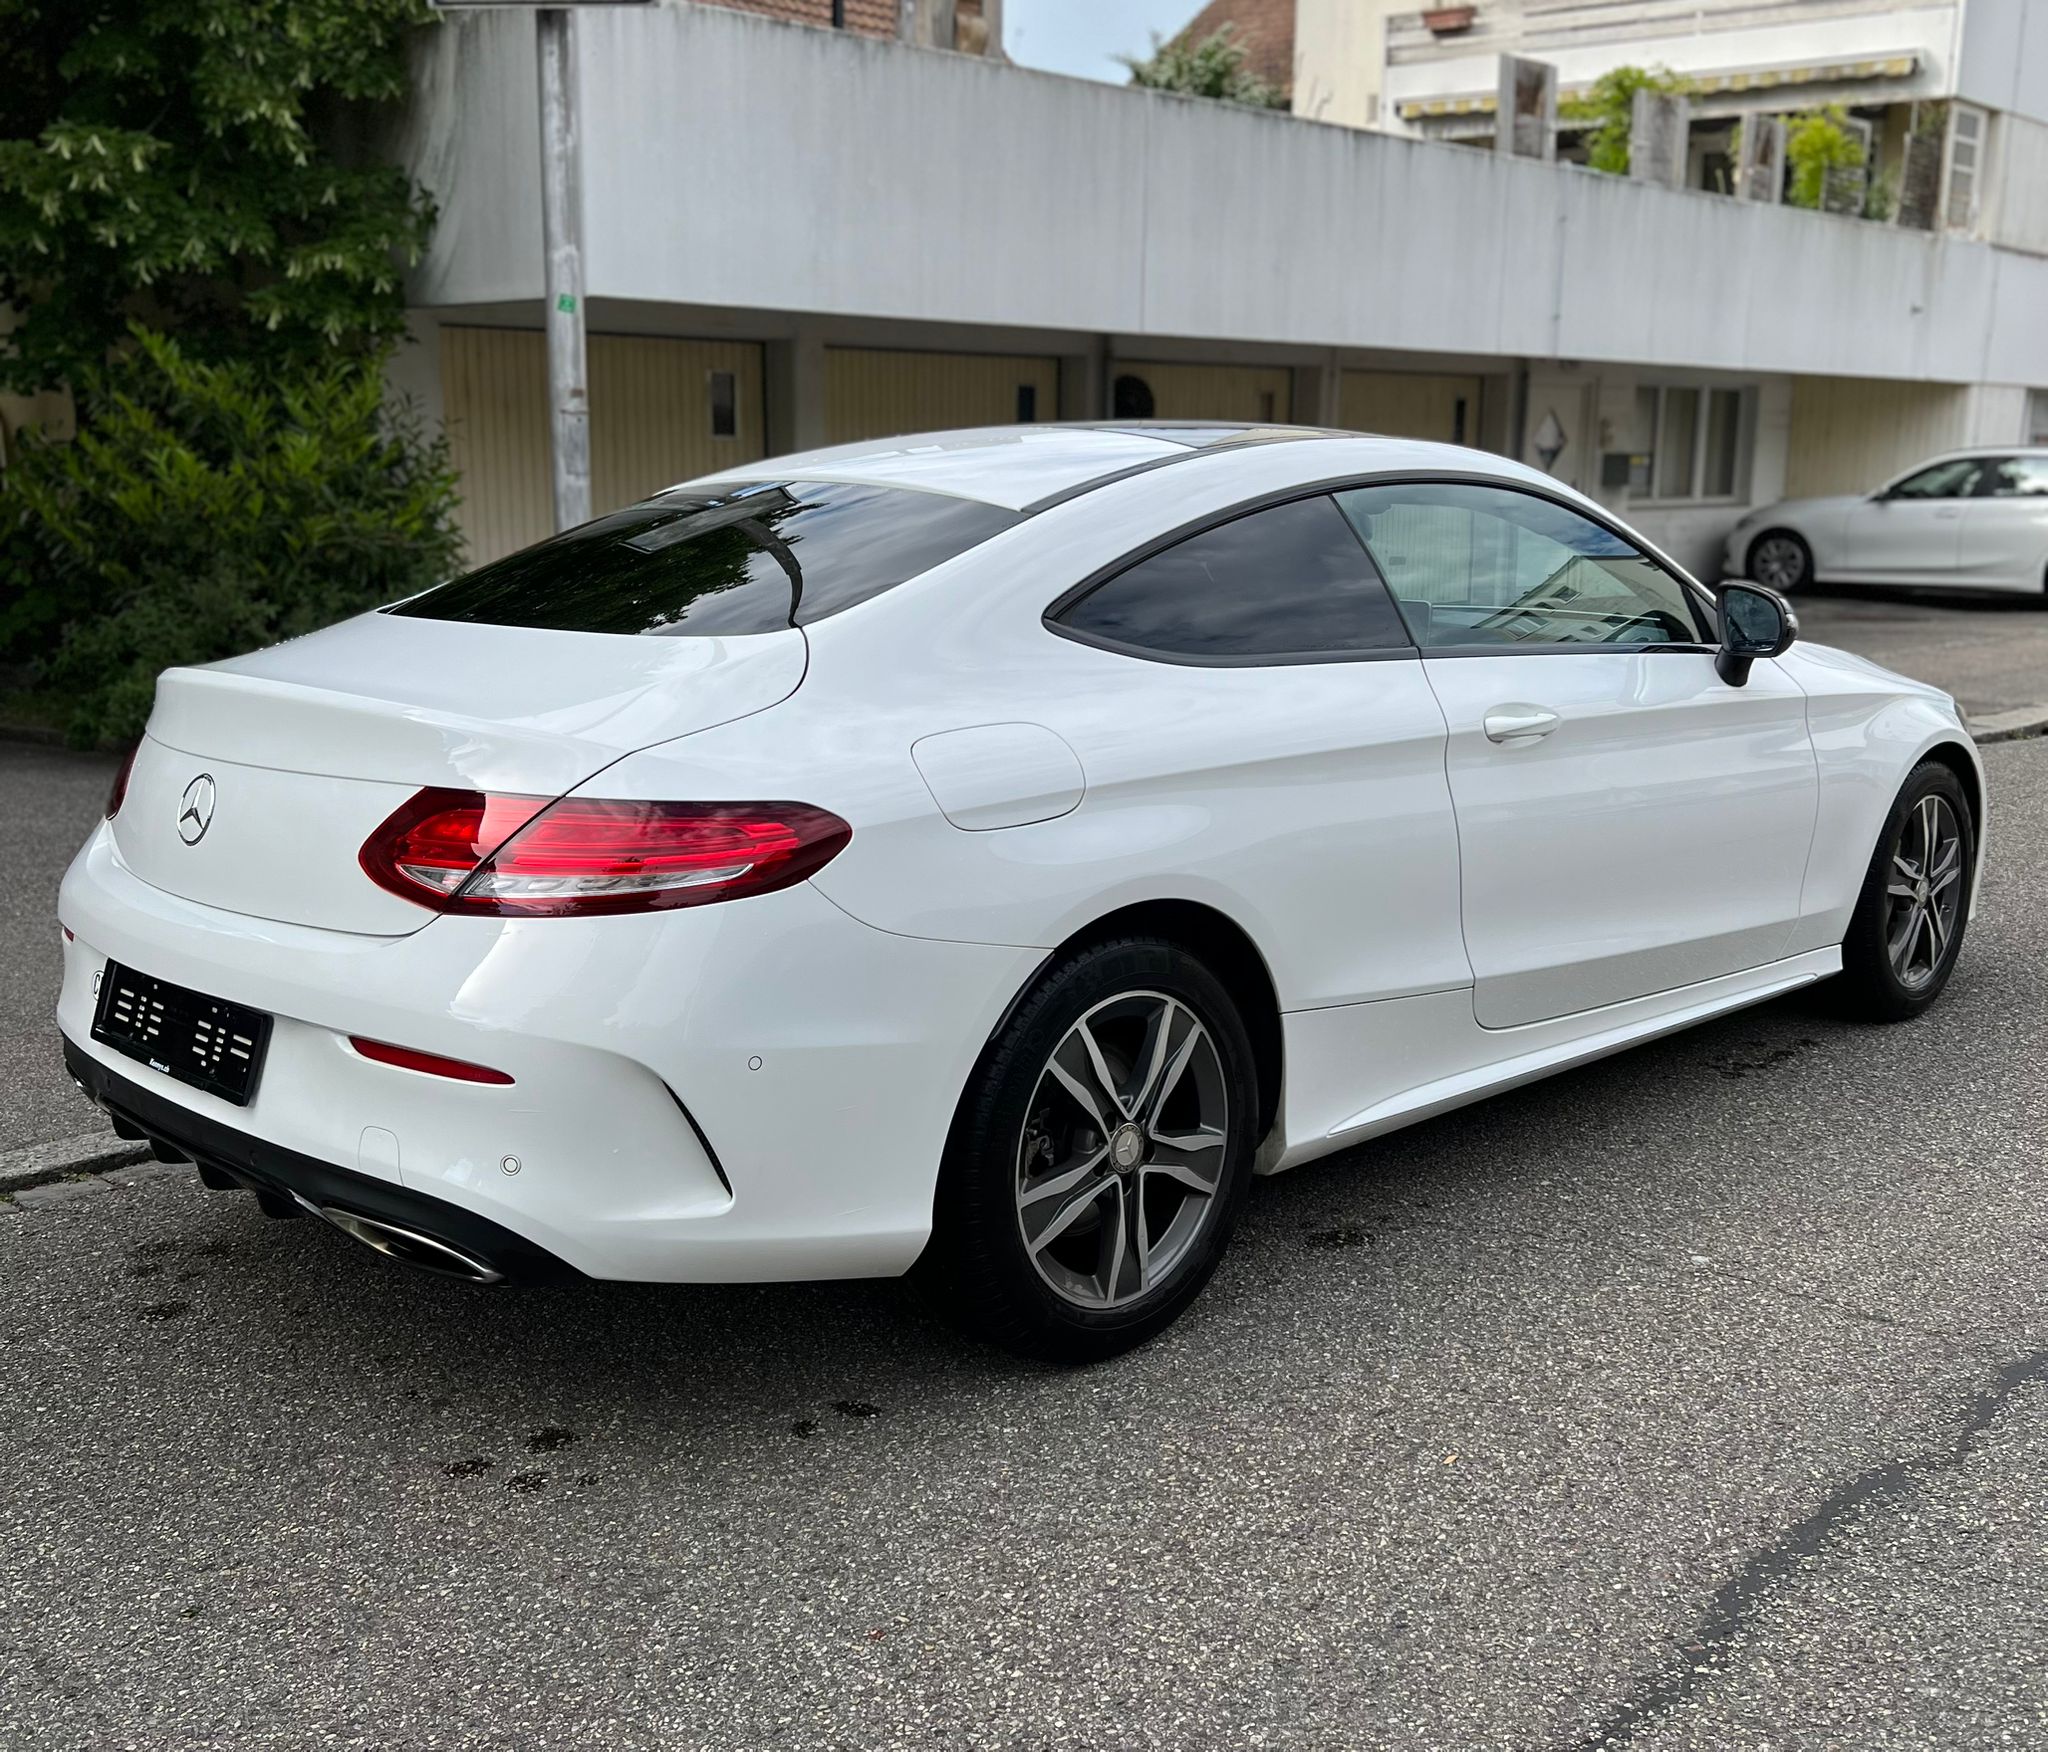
[386,480,1021,636]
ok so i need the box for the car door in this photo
[1039,491,1469,1014]
[1337,480,1819,1030]
[1957,455,2048,587]
[1835,457,1983,581]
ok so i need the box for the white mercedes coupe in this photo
[58,425,1986,1360]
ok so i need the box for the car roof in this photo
[679,422,1366,512]
[1900,446,2048,468]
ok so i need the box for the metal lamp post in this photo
[429,2,652,533]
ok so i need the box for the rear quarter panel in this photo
[599,450,1483,1014]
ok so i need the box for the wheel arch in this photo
[1915,735,1988,903]
[1747,524,1813,584]
[989,899,1285,1147]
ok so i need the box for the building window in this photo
[1016,384,1038,423]
[1632,384,1747,503]
[708,370,737,439]
[2029,390,2048,448]
[1945,103,1986,231]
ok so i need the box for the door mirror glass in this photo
[1716,582,1797,686]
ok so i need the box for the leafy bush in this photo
[1785,107,1868,212]
[1561,65,1688,175]
[0,0,449,744]
[1122,26,1286,110]
[0,0,436,397]
[1,327,460,746]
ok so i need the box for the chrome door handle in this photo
[1483,706,1561,744]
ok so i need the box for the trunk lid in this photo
[111,611,807,936]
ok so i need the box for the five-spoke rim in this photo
[1014,990,1228,1312]
[1886,793,1963,990]
[1751,536,1805,592]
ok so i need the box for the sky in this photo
[1003,0,1206,85]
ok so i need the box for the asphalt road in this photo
[4,628,2048,1748]
[0,741,107,1152]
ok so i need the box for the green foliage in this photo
[1122,26,1286,110]
[0,0,437,397]
[1,326,461,746]
[0,0,455,746]
[1785,106,1867,211]
[1561,65,1688,176]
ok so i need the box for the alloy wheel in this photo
[1885,794,1964,989]
[1014,990,1229,1311]
[1751,536,1806,592]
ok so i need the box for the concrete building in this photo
[389,0,2048,580]
[1295,2,2040,235]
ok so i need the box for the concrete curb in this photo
[1968,705,2048,745]
[0,1129,152,1196]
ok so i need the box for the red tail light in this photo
[106,742,140,819]
[359,788,852,917]
[349,1036,515,1085]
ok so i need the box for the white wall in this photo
[1983,112,2048,257]
[1957,0,2048,125]
[1291,0,1398,130]
[400,5,2048,390]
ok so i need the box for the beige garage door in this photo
[1109,363,1292,424]
[1340,372,1484,444]
[825,348,1058,445]
[440,327,767,565]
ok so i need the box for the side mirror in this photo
[1716,582,1797,687]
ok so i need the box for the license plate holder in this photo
[91,961,273,1107]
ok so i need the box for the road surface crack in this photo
[1563,1345,2048,1750]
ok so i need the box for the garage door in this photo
[440,327,766,565]
[1341,372,1483,444]
[1108,363,1292,424]
[825,348,1058,445]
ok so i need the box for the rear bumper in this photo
[57,824,1040,1283]
[65,1040,582,1285]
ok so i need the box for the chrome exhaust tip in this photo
[316,1206,504,1285]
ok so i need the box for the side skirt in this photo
[1267,946,1841,1174]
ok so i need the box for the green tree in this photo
[5,328,462,746]
[0,0,436,395]
[1561,65,1688,175]
[1785,106,1867,212]
[1122,25,1286,110]
[0,0,459,746]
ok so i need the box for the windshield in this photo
[388,480,1021,636]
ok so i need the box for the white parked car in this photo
[60,426,1985,1360]
[1727,448,2048,594]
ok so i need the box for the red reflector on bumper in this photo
[348,1036,515,1085]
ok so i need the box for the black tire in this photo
[1747,529,1813,593]
[917,935,1260,1364]
[1832,760,1974,1022]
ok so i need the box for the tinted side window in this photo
[389,481,1020,636]
[1888,459,1984,500]
[1055,495,1411,662]
[1335,482,1709,650]
[1978,457,2048,497]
